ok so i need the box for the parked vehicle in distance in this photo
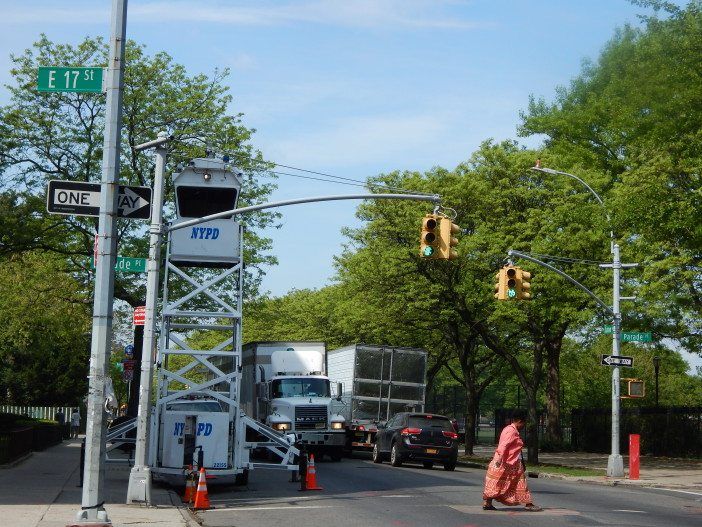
[372,412,458,471]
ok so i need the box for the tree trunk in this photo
[463,389,478,455]
[525,390,539,465]
[545,338,563,445]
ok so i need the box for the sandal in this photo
[525,504,543,512]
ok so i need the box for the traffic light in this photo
[439,219,460,260]
[419,214,440,259]
[495,266,517,300]
[494,269,506,300]
[517,269,532,300]
[505,266,518,299]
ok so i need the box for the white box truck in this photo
[328,344,427,453]
[241,342,346,460]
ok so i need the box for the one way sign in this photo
[601,354,634,368]
[47,180,152,219]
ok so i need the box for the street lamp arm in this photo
[530,166,614,244]
[508,249,614,317]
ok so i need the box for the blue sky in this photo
[1,1,699,369]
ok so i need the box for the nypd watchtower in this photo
[149,156,299,486]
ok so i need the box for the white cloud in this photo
[130,0,488,30]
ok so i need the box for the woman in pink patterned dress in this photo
[482,412,542,511]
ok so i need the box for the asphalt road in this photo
[196,454,702,527]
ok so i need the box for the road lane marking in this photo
[613,509,647,513]
[209,505,335,512]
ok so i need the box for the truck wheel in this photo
[443,462,456,471]
[423,461,433,469]
[390,443,402,467]
[234,469,249,486]
[331,449,343,462]
[372,443,383,464]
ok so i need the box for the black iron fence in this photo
[571,406,702,457]
[0,413,66,464]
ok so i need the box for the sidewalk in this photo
[462,445,702,492]
[0,439,194,527]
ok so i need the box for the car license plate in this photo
[426,448,438,454]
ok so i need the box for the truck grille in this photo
[295,405,327,430]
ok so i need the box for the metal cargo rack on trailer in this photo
[328,345,427,452]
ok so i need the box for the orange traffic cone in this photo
[193,467,211,510]
[182,469,196,503]
[304,454,323,491]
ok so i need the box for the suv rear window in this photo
[408,415,452,431]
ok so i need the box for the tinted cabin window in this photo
[176,186,238,218]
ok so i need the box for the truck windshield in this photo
[271,378,330,398]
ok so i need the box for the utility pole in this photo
[76,0,127,524]
[609,243,624,477]
[127,132,170,504]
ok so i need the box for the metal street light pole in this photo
[126,132,170,504]
[531,164,633,478]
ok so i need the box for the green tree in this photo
[520,2,702,356]
[0,252,91,404]
[0,35,279,302]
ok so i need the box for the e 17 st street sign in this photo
[47,180,152,219]
[37,67,105,93]
[601,354,634,367]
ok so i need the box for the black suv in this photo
[372,412,458,470]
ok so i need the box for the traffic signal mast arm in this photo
[168,193,441,232]
[507,249,614,317]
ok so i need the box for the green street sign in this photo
[621,332,653,343]
[37,67,104,93]
[90,256,147,273]
[603,325,614,334]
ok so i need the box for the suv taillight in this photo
[442,431,458,440]
[401,427,422,436]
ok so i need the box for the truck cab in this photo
[242,342,346,460]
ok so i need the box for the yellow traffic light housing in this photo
[419,214,440,259]
[506,266,518,299]
[621,378,645,399]
[494,269,506,300]
[495,265,531,300]
[439,220,460,260]
[517,269,532,300]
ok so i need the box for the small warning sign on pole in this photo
[133,306,146,326]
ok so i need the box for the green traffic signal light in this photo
[423,246,434,257]
[507,288,516,299]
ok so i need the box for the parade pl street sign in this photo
[601,354,634,368]
[47,180,152,219]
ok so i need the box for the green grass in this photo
[530,464,605,477]
[458,455,606,477]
